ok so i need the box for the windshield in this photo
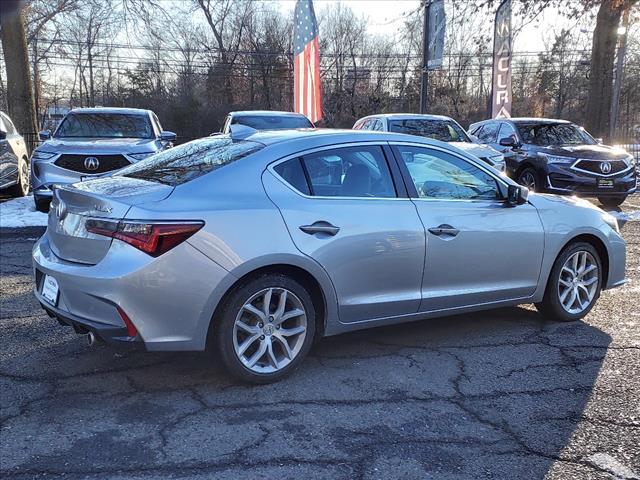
[516,123,596,146]
[55,113,154,139]
[388,119,471,143]
[232,115,313,130]
[117,136,264,186]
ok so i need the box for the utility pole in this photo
[419,1,431,114]
[610,7,630,142]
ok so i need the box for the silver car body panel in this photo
[32,129,626,350]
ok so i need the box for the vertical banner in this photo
[491,0,512,118]
[427,0,446,70]
[293,0,322,123]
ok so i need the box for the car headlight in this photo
[127,152,155,161]
[540,153,574,164]
[31,150,56,161]
[602,212,620,234]
[624,154,636,168]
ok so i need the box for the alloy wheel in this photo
[233,287,307,374]
[519,171,537,191]
[557,250,599,314]
[20,160,30,195]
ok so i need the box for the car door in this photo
[390,142,545,312]
[496,122,526,176]
[263,143,426,324]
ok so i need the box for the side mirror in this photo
[499,136,517,148]
[159,131,177,142]
[506,184,528,206]
[39,130,51,141]
[0,130,6,140]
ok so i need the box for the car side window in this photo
[477,123,499,143]
[395,145,499,201]
[275,146,397,198]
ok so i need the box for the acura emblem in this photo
[55,199,67,220]
[84,156,99,171]
[600,161,612,174]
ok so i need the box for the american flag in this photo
[293,0,322,123]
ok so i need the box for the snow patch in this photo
[0,195,48,228]
[608,209,640,222]
[585,453,638,479]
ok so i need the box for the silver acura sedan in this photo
[32,129,626,383]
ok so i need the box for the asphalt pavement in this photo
[0,198,639,479]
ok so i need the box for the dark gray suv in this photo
[469,118,637,207]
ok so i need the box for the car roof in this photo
[473,117,572,125]
[360,113,455,122]
[229,110,309,118]
[234,128,457,150]
[67,107,153,116]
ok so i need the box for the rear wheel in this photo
[535,242,602,322]
[517,167,541,192]
[214,274,316,383]
[7,157,29,197]
[598,195,626,208]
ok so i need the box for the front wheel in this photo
[6,158,30,197]
[214,274,316,384]
[34,196,50,213]
[535,242,602,322]
[598,195,627,208]
[517,167,541,192]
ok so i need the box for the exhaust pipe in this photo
[86,332,103,346]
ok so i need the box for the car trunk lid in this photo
[48,177,173,264]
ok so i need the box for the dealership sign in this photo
[427,0,446,70]
[491,0,512,118]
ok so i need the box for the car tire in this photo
[214,274,316,384]
[34,196,51,213]
[535,242,603,322]
[517,167,542,192]
[598,195,627,208]
[7,157,30,197]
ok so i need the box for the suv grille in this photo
[573,159,628,176]
[54,154,130,174]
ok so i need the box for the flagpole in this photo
[419,0,431,114]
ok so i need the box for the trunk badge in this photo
[55,200,67,221]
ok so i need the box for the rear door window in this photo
[274,146,397,198]
[118,136,264,186]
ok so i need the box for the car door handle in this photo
[428,224,460,237]
[299,222,340,236]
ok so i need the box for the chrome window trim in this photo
[267,141,408,202]
[570,158,633,178]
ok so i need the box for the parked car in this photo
[354,113,506,172]
[217,111,314,134]
[33,129,626,383]
[0,111,30,197]
[468,117,638,207]
[31,107,176,212]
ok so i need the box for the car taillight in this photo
[86,219,204,257]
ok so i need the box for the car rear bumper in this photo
[32,232,233,351]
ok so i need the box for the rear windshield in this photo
[516,123,596,146]
[388,119,471,143]
[232,115,313,130]
[117,136,264,186]
[55,113,153,139]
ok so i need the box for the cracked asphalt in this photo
[1,199,639,479]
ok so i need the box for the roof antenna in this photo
[230,124,257,140]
